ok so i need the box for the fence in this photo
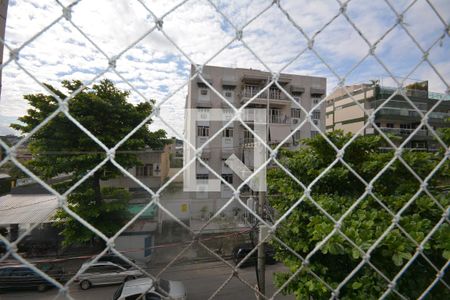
[0,0,449,299]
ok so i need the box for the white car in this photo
[112,278,187,300]
[76,262,143,290]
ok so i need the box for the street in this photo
[0,260,295,300]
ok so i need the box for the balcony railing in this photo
[377,108,422,117]
[240,137,255,144]
[242,86,286,100]
[370,99,428,111]
[379,86,428,98]
[429,111,450,120]
[270,114,289,124]
[241,110,290,123]
[379,127,428,136]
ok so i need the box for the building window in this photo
[291,108,301,119]
[244,130,252,139]
[200,89,208,96]
[270,108,281,123]
[293,96,301,102]
[222,127,233,137]
[136,164,153,177]
[313,119,319,126]
[221,174,233,184]
[224,91,232,98]
[222,158,230,169]
[311,131,319,137]
[293,131,301,141]
[313,98,320,105]
[197,126,209,137]
[386,123,394,128]
[312,110,321,119]
[408,110,418,117]
[196,174,209,180]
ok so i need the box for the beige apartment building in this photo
[184,64,326,216]
[326,82,450,150]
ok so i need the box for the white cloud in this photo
[0,0,448,139]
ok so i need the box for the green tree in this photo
[12,79,167,245]
[268,131,449,299]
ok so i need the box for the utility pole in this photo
[0,0,9,98]
[256,76,270,299]
[257,191,266,300]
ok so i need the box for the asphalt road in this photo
[0,260,295,300]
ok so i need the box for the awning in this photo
[277,75,291,84]
[222,77,237,87]
[196,74,213,86]
[128,203,157,219]
[0,173,11,180]
[269,125,292,143]
[241,74,268,83]
[310,88,326,95]
[291,86,305,94]
[0,194,58,225]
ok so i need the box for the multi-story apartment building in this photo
[184,64,326,215]
[325,82,450,151]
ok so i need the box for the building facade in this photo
[184,64,326,216]
[325,82,450,151]
[101,145,171,195]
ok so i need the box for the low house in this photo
[101,145,170,194]
[115,203,157,263]
[0,193,60,256]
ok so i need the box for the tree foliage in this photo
[12,79,167,245]
[268,131,449,299]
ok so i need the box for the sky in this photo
[0,0,449,138]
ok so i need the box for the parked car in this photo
[0,264,63,292]
[112,278,187,300]
[75,262,143,290]
[94,254,136,269]
[232,243,277,267]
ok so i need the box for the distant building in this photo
[184,64,326,216]
[101,145,171,197]
[0,135,31,161]
[0,193,58,245]
[325,81,450,151]
[0,173,11,196]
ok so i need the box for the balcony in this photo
[270,114,290,124]
[241,86,290,105]
[429,111,450,121]
[379,127,428,136]
[379,86,428,99]
[241,111,290,124]
[376,108,423,118]
[369,99,428,111]
[243,87,282,99]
